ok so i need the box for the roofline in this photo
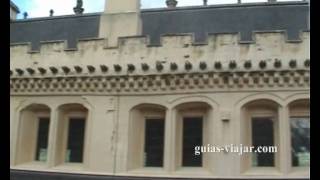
[10,1,308,22]
[10,1,20,13]
[141,1,309,13]
[10,12,101,23]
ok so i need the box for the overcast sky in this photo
[12,0,300,19]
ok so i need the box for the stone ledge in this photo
[10,170,309,180]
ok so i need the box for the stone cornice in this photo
[10,59,309,78]
[10,65,309,95]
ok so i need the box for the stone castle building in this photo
[10,0,310,179]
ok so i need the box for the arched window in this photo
[128,104,166,170]
[241,99,280,171]
[289,99,310,167]
[55,104,88,165]
[16,104,51,165]
[174,102,212,168]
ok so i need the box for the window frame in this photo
[15,108,51,166]
[288,100,310,172]
[128,106,166,171]
[61,111,87,165]
[143,117,166,167]
[241,102,280,174]
[175,106,209,170]
[34,115,51,162]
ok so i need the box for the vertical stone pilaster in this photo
[279,106,291,174]
[47,106,58,167]
[164,108,173,172]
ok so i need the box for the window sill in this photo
[242,167,282,176]
[289,167,310,176]
[174,167,212,176]
[12,161,48,170]
[51,163,84,172]
[127,167,166,175]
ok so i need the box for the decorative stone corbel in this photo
[74,66,83,73]
[214,61,222,70]
[127,64,135,72]
[220,110,231,122]
[38,67,46,74]
[87,65,96,73]
[156,62,164,72]
[100,65,108,73]
[49,67,58,74]
[304,59,310,68]
[170,62,178,71]
[15,68,24,76]
[114,64,122,72]
[61,66,70,74]
[229,61,237,69]
[199,62,207,70]
[26,68,35,75]
[259,60,267,69]
[244,60,252,69]
[274,59,282,68]
[289,59,297,68]
[141,63,149,71]
[185,61,192,71]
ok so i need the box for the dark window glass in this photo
[144,118,165,167]
[291,117,310,167]
[182,117,203,167]
[35,117,50,161]
[251,117,274,167]
[65,118,86,163]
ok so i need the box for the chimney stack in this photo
[10,1,20,20]
[23,12,28,19]
[73,0,84,15]
[166,0,178,8]
[203,0,208,6]
[99,0,142,47]
[50,9,54,17]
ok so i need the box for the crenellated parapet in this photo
[10,31,309,71]
[10,31,310,95]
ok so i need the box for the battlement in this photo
[10,31,309,72]
[10,31,309,52]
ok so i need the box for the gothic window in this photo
[174,102,211,169]
[182,117,203,167]
[241,100,280,171]
[289,100,310,167]
[65,118,86,163]
[251,117,274,167]
[35,117,50,162]
[128,104,166,170]
[144,118,165,167]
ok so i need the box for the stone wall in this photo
[10,32,310,179]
